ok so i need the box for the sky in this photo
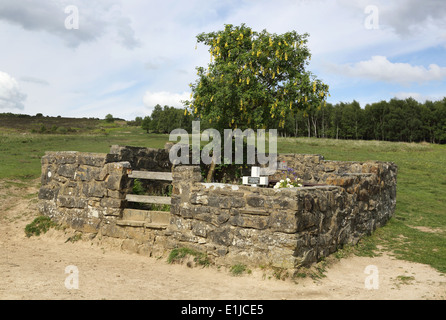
[0,0,445,120]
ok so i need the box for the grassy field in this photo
[1,120,445,273]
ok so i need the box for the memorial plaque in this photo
[247,176,260,184]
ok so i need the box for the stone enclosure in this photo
[38,145,397,269]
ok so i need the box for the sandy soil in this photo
[1,179,445,300]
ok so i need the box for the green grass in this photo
[1,123,445,273]
[0,126,169,180]
[24,215,57,237]
[167,247,210,267]
[278,137,446,273]
[229,263,252,276]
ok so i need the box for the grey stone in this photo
[246,196,265,207]
[58,195,87,208]
[57,164,77,178]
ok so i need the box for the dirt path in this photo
[1,179,445,300]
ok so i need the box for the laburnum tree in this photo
[183,23,330,132]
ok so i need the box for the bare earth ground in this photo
[1,179,445,300]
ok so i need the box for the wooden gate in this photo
[117,170,172,230]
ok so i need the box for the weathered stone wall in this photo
[167,156,397,268]
[38,146,397,270]
[275,153,398,240]
[38,151,130,233]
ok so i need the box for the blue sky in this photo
[0,0,445,120]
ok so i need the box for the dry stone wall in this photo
[168,157,397,268]
[38,145,397,270]
[38,151,130,233]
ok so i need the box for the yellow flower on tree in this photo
[186,23,329,143]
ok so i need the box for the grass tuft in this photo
[167,247,211,267]
[25,216,56,237]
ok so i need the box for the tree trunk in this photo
[295,116,298,137]
[311,116,318,138]
[307,117,311,137]
[206,160,217,182]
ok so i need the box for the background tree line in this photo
[132,104,193,134]
[137,97,446,144]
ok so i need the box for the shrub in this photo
[25,216,56,237]
[132,179,145,195]
[105,114,114,123]
[56,126,68,134]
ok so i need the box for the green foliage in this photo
[127,116,143,126]
[167,247,210,267]
[230,263,251,276]
[56,126,68,134]
[142,104,193,134]
[184,23,329,132]
[132,179,145,195]
[25,216,56,237]
[141,116,151,133]
[275,97,446,144]
[105,114,114,123]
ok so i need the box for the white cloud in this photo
[19,76,49,86]
[0,71,26,110]
[99,80,138,97]
[329,56,446,84]
[0,0,139,49]
[143,91,190,109]
[393,92,444,103]
[0,0,445,118]
[339,0,446,37]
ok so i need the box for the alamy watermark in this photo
[65,265,79,290]
[364,264,379,290]
[364,5,379,30]
[169,121,278,173]
[64,5,79,30]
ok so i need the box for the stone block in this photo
[208,227,233,246]
[100,197,124,208]
[77,153,106,167]
[246,196,265,207]
[101,223,127,238]
[38,185,58,200]
[54,152,78,165]
[57,164,77,178]
[75,165,101,181]
[105,174,125,191]
[192,221,212,238]
[296,210,321,232]
[58,195,87,208]
[304,194,315,211]
[150,211,171,225]
[82,181,105,198]
[60,181,81,197]
[190,193,209,205]
[41,164,58,185]
[268,211,298,233]
[231,197,246,208]
[99,162,131,180]
[229,214,268,230]
[73,217,101,233]
[273,197,297,210]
